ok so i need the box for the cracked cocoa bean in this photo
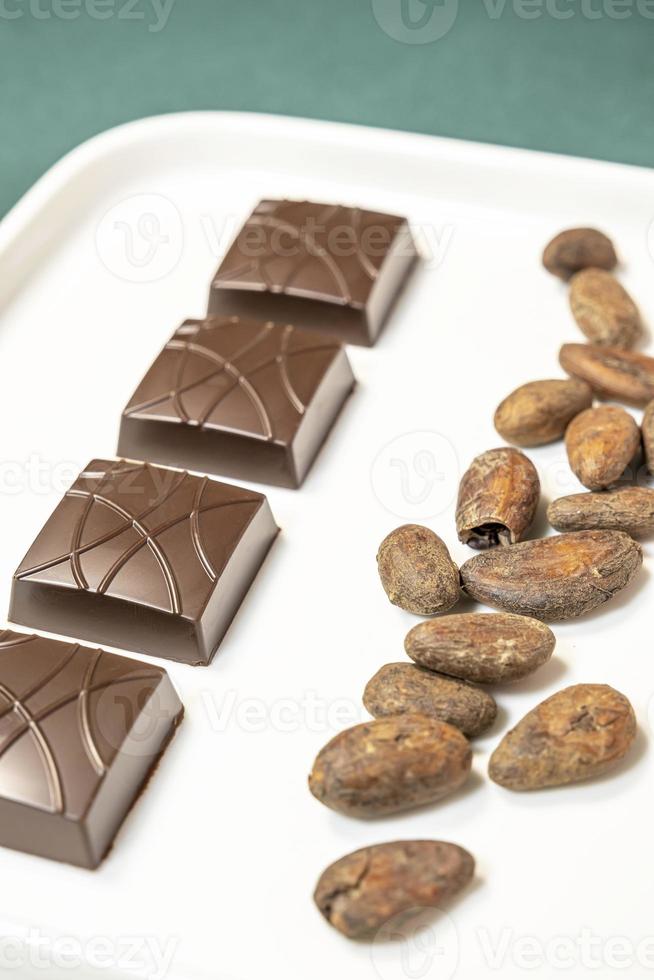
[376,524,460,615]
[308,714,472,817]
[460,530,642,621]
[494,378,593,447]
[569,268,641,348]
[456,447,540,549]
[548,487,654,536]
[489,684,637,790]
[565,405,640,490]
[560,343,654,407]
[405,612,555,684]
[542,228,617,280]
[363,662,497,737]
[314,840,475,939]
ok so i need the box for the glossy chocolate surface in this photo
[10,459,279,665]
[208,200,417,346]
[118,316,355,488]
[0,629,182,868]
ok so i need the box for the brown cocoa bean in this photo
[460,530,642,621]
[314,840,475,939]
[569,268,641,348]
[542,228,617,280]
[489,684,636,790]
[494,378,593,447]
[376,524,460,615]
[363,663,497,737]
[560,343,654,407]
[565,405,640,490]
[642,399,654,473]
[308,714,472,818]
[548,487,654,535]
[405,612,555,684]
[456,447,540,548]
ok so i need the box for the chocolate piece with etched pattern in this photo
[9,460,279,665]
[0,629,182,867]
[118,316,355,488]
[208,199,418,346]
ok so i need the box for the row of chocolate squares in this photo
[120,197,418,490]
[1,456,278,869]
[0,198,419,869]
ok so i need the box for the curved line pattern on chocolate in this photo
[15,461,263,617]
[189,477,217,583]
[84,493,182,614]
[77,650,106,776]
[0,633,166,817]
[213,201,397,310]
[0,676,65,813]
[0,672,162,765]
[123,320,339,440]
[246,213,354,303]
[277,324,306,415]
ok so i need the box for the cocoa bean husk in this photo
[456,447,539,548]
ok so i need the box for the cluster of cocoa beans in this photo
[311,227,648,940]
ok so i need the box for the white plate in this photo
[0,112,653,980]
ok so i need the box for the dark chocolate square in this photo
[117,316,355,488]
[0,629,182,868]
[10,459,279,665]
[207,200,417,346]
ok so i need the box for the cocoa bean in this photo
[560,343,654,407]
[489,684,637,790]
[377,524,460,615]
[548,487,654,535]
[456,447,539,548]
[569,268,641,348]
[308,714,472,817]
[314,840,475,939]
[565,405,640,490]
[363,662,497,736]
[542,228,617,280]
[405,612,555,683]
[494,378,593,447]
[460,530,642,621]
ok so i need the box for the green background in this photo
[1,0,653,217]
